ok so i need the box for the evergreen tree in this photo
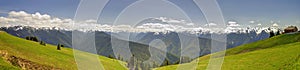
[128,55,135,70]
[141,63,150,70]
[26,36,39,42]
[269,31,275,38]
[108,54,115,59]
[57,44,61,50]
[134,61,140,70]
[276,31,281,35]
[174,60,180,64]
[161,59,170,66]
[31,37,39,42]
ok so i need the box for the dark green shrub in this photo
[40,41,46,46]
[25,36,30,40]
[25,36,39,42]
[31,37,39,42]
[60,44,64,47]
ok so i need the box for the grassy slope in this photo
[155,33,300,70]
[0,57,19,70]
[0,31,127,70]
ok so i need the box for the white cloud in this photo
[204,23,217,26]
[0,11,273,34]
[228,21,237,24]
[249,21,255,24]
[186,23,194,25]
[0,11,98,30]
[270,20,274,23]
[257,23,262,26]
[8,11,31,18]
[272,23,279,27]
[84,19,97,24]
[1,11,99,32]
[227,21,240,27]
[136,23,178,32]
[1,11,71,25]
[154,17,194,26]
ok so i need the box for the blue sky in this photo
[0,0,299,27]
[0,0,80,18]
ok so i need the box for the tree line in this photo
[25,36,64,50]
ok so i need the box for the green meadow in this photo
[1,31,299,70]
[155,33,300,70]
[0,31,127,70]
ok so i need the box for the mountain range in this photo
[0,25,270,64]
[0,17,279,67]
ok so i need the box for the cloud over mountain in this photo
[1,11,74,28]
[204,23,217,26]
[0,11,275,34]
[227,21,240,27]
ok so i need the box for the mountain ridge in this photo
[0,25,270,65]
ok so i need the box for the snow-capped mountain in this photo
[0,24,272,63]
[0,13,280,64]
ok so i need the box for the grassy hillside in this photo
[0,31,127,70]
[0,57,19,70]
[155,33,300,70]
